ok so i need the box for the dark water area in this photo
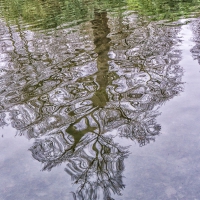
[1,0,200,199]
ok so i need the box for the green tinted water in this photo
[1,0,200,199]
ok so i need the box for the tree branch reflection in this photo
[0,11,183,200]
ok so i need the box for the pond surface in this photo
[1,0,200,199]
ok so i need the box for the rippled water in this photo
[1,0,200,199]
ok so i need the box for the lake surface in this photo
[1,0,200,199]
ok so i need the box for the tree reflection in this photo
[0,0,125,30]
[127,0,200,21]
[0,10,183,200]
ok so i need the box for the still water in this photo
[1,0,200,199]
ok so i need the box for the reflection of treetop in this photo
[0,11,183,200]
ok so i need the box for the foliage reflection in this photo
[1,0,200,31]
[0,9,184,199]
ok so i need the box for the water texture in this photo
[0,0,200,199]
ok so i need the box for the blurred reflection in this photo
[0,10,183,200]
[0,0,125,30]
[1,0,200,31]
[191,19,200,64]
[127,0,200,21]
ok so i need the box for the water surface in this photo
[1,0,200,199]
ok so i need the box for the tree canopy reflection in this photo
[127,0,200,21]
[0,10,184,199]
[0,0,125,30]
[1,0,200,31]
